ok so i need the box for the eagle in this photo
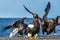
[56,16,60,25]
[23,3,41,40]
[1,17,27,37]
[41,2,58,35]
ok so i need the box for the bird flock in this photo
[1,2,60,40]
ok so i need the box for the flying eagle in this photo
[1,17,27,37]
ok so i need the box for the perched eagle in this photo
[23,4,41,40]
[41,2,58,35]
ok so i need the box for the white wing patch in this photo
[28,24,34,29]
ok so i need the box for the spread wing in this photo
[12,17,27,28]
[43,2,51,21]
[1,17,27,32]
[1,25,13,32]
[23,5,34,15]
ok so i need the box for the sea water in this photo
[0,18,60,37]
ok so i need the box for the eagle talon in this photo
[29,36,32,40]
[34,36,38,40]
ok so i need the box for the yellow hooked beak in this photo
[50,20,54,23]
[41,21,44,25]
[33,14,37,17]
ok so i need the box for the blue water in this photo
[0,18,60,37]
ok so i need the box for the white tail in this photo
[9,28,19,37]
